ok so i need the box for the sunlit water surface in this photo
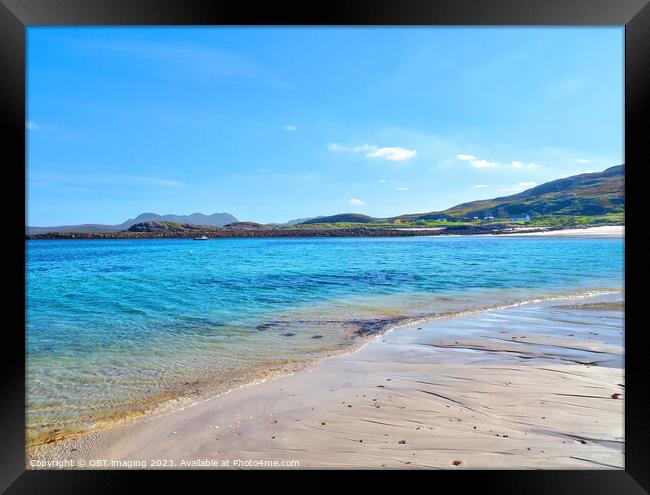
[26,236,624,441]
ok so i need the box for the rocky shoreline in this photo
[26,221,537,240]
[26,221,623,241]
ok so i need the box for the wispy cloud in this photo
[368,147,417,161]
[455,154,498,168]
[29,181,93,193]
[329,143,417,161]
[329,143,372,153]
[76,39,291,88]
[396,187,408,191]
[284,124,298,131]
[471,159,499,168]
[378,179,387,183]
[475,184,488,188]
[30,172,185,188]
[349,198,366,206]
[509,161,538,170]
[456,154,539,170]
[575,159,591,164]
[110,175,185,187]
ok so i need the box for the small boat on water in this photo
[193,236,209,240]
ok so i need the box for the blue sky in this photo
[27,27,623,226]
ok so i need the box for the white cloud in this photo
[367,147,417,161]
[284,124,298,131]
[328,143,372,153]
[349,198,366,206]
[510,160,538,170]
[26,121,42,130]
[456,153,498,168]
[575,159,591,164]
[396,187,408,191]
[457,154,539,170]
[475,184,488,188]
[378,179,387,183]
[328,143,416,161]
[471,159,499,168]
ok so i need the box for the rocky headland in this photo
[26,221,523,240]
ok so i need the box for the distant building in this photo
[483,215,495,221]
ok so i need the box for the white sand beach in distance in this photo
[29,292,624,470]
[502,225,624,238]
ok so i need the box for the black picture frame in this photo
[1,0,647,492]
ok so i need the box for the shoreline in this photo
[496,225,623,238]
[26,288,621,448]
[29,290,624,469]
[25,225,624,240]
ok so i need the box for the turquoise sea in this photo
[26,236,624,441]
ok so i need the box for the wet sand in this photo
[29,293,624,469]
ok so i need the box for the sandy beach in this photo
[29,292,624,470]
[503,225,624,238]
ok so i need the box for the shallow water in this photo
[26,236,624,441]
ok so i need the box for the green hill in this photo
[300,213,377,224]
[396,165,624,222]
[298,165,624,227]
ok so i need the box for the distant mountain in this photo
[27,212,239,234]
[120,212,238,229]
[300,213,376,224]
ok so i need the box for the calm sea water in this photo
[26,236,624,440]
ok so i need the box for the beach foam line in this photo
[356,288,624,339]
